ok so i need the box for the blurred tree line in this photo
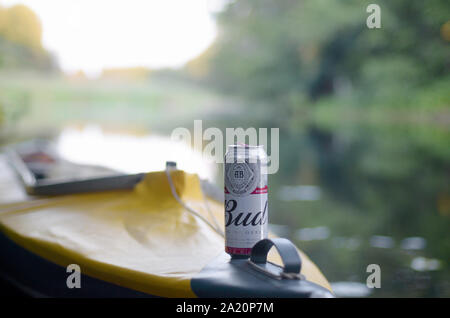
[188,0,449,112]
[0,3,58,131]
[0,3,57,71]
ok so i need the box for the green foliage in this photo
[198,0,449,107]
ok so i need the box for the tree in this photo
[0,4,43,50]
[193,0,450,108]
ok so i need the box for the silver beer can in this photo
[224,144,268,258]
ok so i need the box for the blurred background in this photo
[0,0,449,297]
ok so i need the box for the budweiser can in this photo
[224,145,268,258]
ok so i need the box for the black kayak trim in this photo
[191,238,334,298]
[0,231,153,298]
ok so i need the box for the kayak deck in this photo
[0,155,332,297]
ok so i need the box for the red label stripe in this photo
[250,185,268,194]
[225,246,252,255]
[224,186,268,194]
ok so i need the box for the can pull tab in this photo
[247,238,304,280]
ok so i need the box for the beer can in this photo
[224,145,268,258]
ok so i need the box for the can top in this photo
[225,144,267,164]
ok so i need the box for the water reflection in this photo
[369,235,395,249]
[401,237,427,251]
[331,237,361,250]
[330,282,372,298]
[411,257,442,272]
[295,226,330,242]
[264,122,450,297]
[56,125,216,181]
[268,224,290,237]
[278,185,321,201]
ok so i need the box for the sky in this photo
[2,0,222,76]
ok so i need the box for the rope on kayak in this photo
[165,166,224,237]
[201,187,224,236]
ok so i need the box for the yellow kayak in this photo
[0,155,332,297]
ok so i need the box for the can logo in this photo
[225,162,259,197]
